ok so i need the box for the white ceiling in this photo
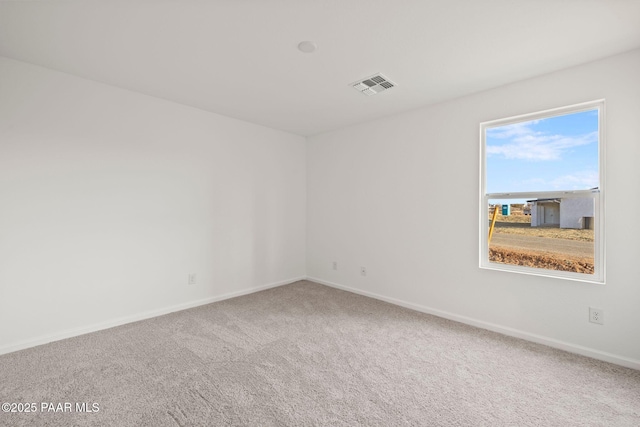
[1,0,639,136]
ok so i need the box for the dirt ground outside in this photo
[489,246,594,274]
[488,207,594,273]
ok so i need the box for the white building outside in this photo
[529,198,594,229]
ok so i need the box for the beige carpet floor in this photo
[0,280,639,426]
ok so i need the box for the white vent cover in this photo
[351,73,396,96]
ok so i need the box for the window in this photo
[480,100,605,283]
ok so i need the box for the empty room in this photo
[1,1,639,426]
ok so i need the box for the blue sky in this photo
[486,109,599,195]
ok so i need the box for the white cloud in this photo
[518,171,599,191]
[486,122,597,161]
[549,171,599,190]
[487,120,540,139]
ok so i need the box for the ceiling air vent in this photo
[351,73,396,96]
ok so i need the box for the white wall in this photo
[532,202,560,227]
[531,203,539,227]
[560,198,594,229]
[307,49,640,368]
[0,57,306,353]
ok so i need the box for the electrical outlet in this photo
[589,307,604,325]
[332,261,338,270]
[360,267,366,276]
[188,273,197,285]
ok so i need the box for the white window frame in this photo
[479,100,605,284]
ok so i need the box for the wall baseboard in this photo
[5,274,637,371]
[306,276,640,371]
[0,276,306,356]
